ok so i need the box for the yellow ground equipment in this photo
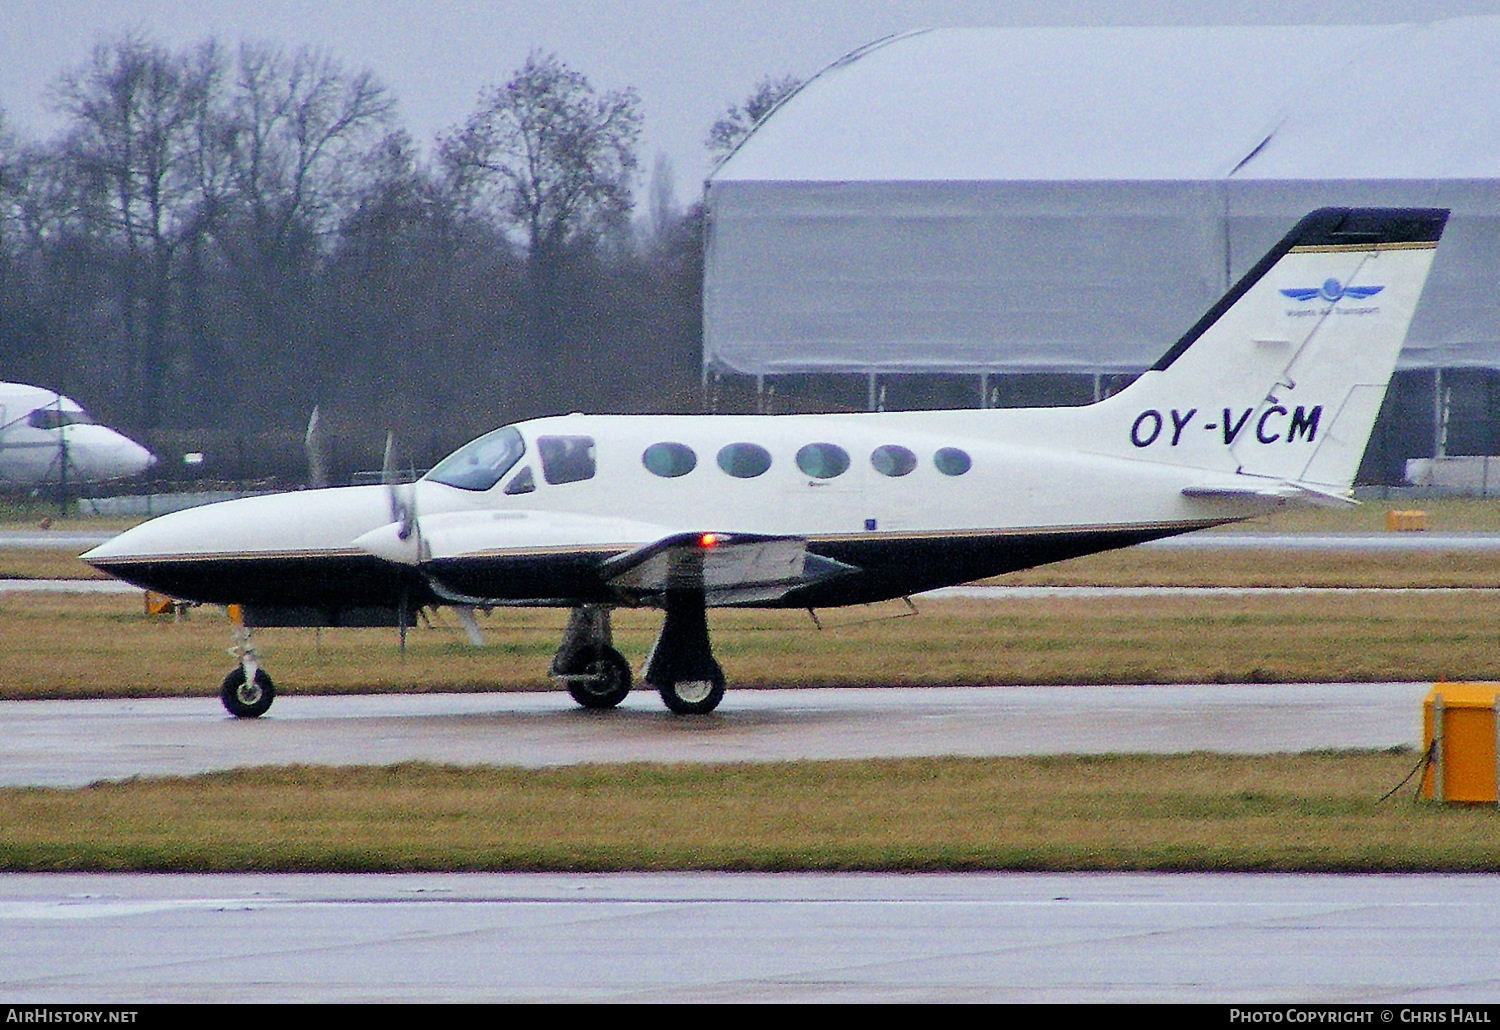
[1384,510,1427,532]
[1421,683,1500,805]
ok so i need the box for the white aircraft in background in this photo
[85,208,1447,719]
[0,383,156,489]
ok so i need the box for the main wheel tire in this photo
[657,671,725,715]
[220,667,275,718]
[564,647,632,709]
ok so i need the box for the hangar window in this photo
[717,442,772,478]
[934,447,972,477]
[426,426,525,491]
[870,444,917,477]
[538,435,597,485]
[796,442,850,479]
[643,442,697,478]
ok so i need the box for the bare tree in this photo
[205,42,396,419]
[218,42,396,259]
[441,51,642,267]
[50,34,223,426]
[439,52,642,411]
[706,74,803,161]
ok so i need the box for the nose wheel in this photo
[222,618,275,718]
[221,665,275,718]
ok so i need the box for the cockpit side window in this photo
[537,435,597,485]
[426,426,526,491]
[503,466,535,495]
[27,408,94,430]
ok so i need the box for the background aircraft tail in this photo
[1084,208,1448,498]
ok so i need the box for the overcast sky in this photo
[4,0,1498,201]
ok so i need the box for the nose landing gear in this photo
[222,619,275,718]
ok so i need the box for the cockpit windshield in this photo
[425,425,526,491]
[27,408,95,430]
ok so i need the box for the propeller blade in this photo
[379,430,423,553]
[304,406,330,489]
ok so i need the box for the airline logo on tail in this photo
[1280,279,1384,303]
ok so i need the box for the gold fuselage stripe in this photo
[1289,240,1438,254]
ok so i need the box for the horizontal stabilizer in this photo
[1182,479,1356,509]
[602,532,858,606]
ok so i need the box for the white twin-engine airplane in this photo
[0,382,156,489]
[85,208,1447,718]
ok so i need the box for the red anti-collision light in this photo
[699,533,721,548]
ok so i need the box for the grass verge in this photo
[3,590,1500,700]
[1,753,1491,873]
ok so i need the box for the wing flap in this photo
[601,532,857,605]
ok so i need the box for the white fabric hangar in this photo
[702,20,1500,386]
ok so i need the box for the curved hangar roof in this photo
[704,21,1500,377]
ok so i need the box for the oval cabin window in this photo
[796,442,850,479]
[934,447,972,476]
[643,441,698,478]
[716,442,773,479]
[870,444,918,477]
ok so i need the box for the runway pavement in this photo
[4,871,1499,1003]
[0,682,1433,787]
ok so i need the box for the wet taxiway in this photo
[2,870,1498,1003]
[1,682,1431,788]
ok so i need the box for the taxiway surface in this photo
[5,871,1499,1003]
[1,682,1430,787]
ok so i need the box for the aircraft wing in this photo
[354,511,857,606]
[601,532,857,606]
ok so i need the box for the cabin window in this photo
[796,442,850,479]
[870,444,917,477]
[934,447,972,476]
[426,425,525,491]
[717,442,772,479]
[538,435,597,485]
[643,441,697,478]
[27,408,94,430]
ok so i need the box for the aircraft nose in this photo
[70,430,156,480]
[128,440,157,475]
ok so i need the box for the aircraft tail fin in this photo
[1087,208,1447,496]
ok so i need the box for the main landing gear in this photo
[550,592,726,715]
[549,605,633,709]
